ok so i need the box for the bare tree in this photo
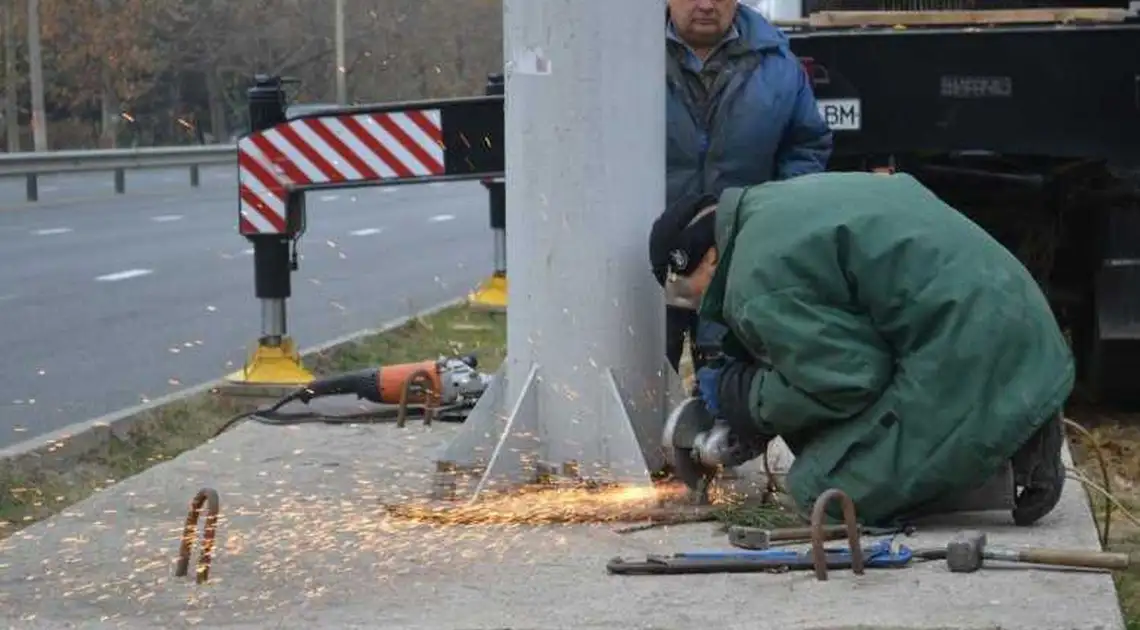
[3,0,17,151]
[25,0,44,150]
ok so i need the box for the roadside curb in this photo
[0,297,465,475]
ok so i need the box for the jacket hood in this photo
[697,186,749,324]
[734,4,790,51]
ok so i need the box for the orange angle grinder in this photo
[293,355,491,408]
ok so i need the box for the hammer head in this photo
[946,530,987,573]
[727,525,771,550]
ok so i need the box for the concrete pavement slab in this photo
[0,420,1124,629]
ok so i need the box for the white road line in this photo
[40,185,59,192]
[350,228,382,236]
[95,269,153,282]
[382,187,398,193]
[428,214,455,223]
[428,182,444,188]
[32,227,71,235]
[242,248,254,255]
[152,214,183,222]
[319,194,340,202]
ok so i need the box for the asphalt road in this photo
[0,166,494,447]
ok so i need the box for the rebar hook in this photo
[809,488,864,581]
[396,368,438,428]
[175,487,220,584]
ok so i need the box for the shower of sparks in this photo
[385,483,694,525]
[0,453,745,626]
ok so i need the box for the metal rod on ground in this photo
[437,0,670,498]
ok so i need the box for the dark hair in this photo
[649,193,718,286]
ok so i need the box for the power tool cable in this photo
[212,383,470,439]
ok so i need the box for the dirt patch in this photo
[0,306,506,541]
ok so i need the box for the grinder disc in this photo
[662,397,719,500]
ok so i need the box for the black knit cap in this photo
[649,193,719,287]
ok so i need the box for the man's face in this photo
[668,0,737,49]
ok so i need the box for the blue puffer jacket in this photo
[666,5,832,209]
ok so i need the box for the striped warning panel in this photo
[238,109,444,235]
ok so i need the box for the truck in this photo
[774,1,1140,406]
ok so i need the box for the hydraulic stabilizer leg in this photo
[226,74,312,390]
[227,234,312,386]
[467,72,508,312]
[468,176,507,310]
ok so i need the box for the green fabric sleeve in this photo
[736,287,893,437]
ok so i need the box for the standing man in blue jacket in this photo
[664,0,833,374]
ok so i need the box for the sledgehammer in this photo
[946,530,1138,573]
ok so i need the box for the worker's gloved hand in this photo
[695,365,723,417]
[716,360,766,441]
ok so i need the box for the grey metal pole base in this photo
[433,360,689,503]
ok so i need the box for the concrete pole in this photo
[437,0,678,499]
[334,0,347,105]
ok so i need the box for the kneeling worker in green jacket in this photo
[649,171,1074,527]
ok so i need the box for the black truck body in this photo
[785,5,1140,405]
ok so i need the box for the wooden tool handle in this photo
[770,525,846,542]
[1015,548,1132,570]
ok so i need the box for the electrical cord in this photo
[213,384,471,439]
[1060,417,1116,548]
[1061,416,1140,549]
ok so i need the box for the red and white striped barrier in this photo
[238,109,444,235]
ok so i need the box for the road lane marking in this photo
[319,194,340,202]
[428,182,444,188]
[243,248,254,255]
[382,187,397,193]
[32,227,71,235]
[95,268,153,282]
[152,214,183,222]
[350,228,382,236]
[40,185,59,192]
[429,214,455,223]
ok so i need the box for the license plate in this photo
[817,98,861,131]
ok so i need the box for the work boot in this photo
[1010,413,1065,526]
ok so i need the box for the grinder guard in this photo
[663,397,720,500]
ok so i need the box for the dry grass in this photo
[1067,407,1140,630]
[0,306,506,540]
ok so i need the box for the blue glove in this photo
[695,365,723,416]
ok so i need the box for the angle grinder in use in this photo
[662,396,764,503]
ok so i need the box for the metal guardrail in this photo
[0,145,237,202]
